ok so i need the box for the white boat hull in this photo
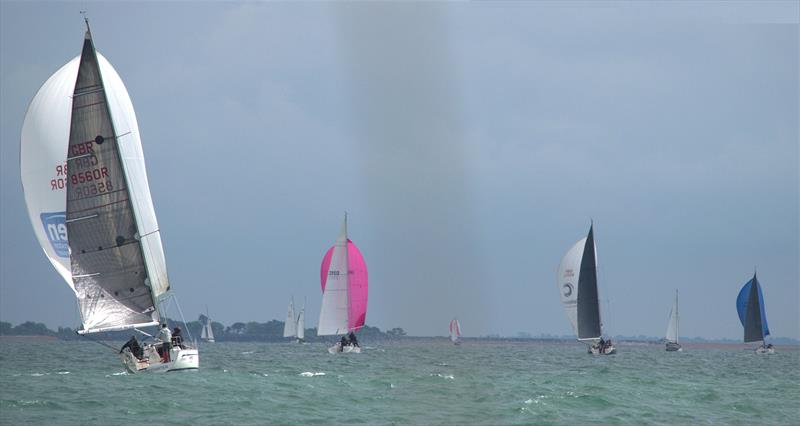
[122,344,199,373]
[755,346,775,355]
[589,344,616,355]
[328,343,361,354]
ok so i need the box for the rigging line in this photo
[172,296,194,343]
[78,333,119,353]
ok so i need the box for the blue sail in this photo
[736,276,770,341]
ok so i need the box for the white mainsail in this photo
[284,298,297,338]
[296,300,305,341]
[317,217,350,336]
[21,27,170,334]
[666,290,679,344]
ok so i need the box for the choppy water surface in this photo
[1,340,798,425]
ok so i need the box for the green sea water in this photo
[1,339,797,425]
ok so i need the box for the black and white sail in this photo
[21,25,170,334]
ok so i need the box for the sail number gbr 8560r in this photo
[61,141,115,197]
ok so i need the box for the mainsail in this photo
[284,298,297,338]
[317,214,368,336]
[21,25,169,334]
[449,318,461,343]
[665,290,679,344]
[557,225,602,341]
[296,300,305,341]
[736,273,770,343]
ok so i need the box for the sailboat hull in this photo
[122,346,199,373]
[755,346,775,355]
[665,342,682,352]
[328,343,361,354]
[589,344,616,355]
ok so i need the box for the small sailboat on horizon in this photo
[449,318,462,345]
[665,290,682,352]
[283,297,306,343]
[201,306,215,343]
[317,214,368,354]
[20,20,198,373]
[736,272,775,355]
[557,224,615,355]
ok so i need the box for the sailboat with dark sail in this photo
[557,224,615,355]
[736,272,774,355]
[20,20,198,372]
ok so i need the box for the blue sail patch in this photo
[40,212,68,258]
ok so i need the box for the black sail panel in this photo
[65,32,157,332]
[744,275,764,343]
[577,226,602,339]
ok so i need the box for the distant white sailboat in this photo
[318,214,368,354]
[20,20,198,373]
[296,298,305,343]
[283,297,297,339]
[665,290,681,352]
[736,272,775,355]
[557,224,615,355]
[449,318,461,345]
[201,306,215,343]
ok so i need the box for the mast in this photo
[344,212,351,332]
[85,25,163,319]
[675,290,679,344]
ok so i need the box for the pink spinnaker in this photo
[320,240,369,331]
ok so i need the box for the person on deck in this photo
[119,336,143,360]
[157,323,172,362]
[171,326,184,349]
[348,332,359,348]
[340,335,349,349]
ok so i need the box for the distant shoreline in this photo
[2,320,797,345]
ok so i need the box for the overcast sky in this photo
[1,1,797,340]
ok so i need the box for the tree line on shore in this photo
[0,319,407,342]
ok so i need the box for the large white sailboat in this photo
[665,290,682,351]
[318,214,368,354]
[20,21,198,373]
[557,224,615,355]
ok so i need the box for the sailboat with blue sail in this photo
[736,272,775,354]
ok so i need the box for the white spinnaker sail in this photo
[20,52,170,300]
[284,299,297,338]
[666,291,679,343]
[557,237,586,337]
[296,303,305,340]
[317,219,350,336]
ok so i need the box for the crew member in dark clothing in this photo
[120,336,143,360]
[348,332,359,348]
[171,326,184,349]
